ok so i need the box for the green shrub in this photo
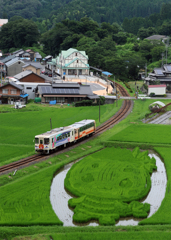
[150,92,155,97]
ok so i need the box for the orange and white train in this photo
[35,119,96,154]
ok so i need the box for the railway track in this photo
[0,83,132,175]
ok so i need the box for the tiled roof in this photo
[14,70,33,79]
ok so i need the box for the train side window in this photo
[60,135,62,140]
[35,138,39,144]
[57,137,59,141]
[65,133,68,138]
[68,132,70,137]
[52,138,53,143]
[44,138,49,144]
[75,130,77,134]
[72,131,73,136]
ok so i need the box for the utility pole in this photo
[50,118,52,131]
[99,97,100,123]
[116,88,118,107]
[166,37,169,65]
[145,62,147,78]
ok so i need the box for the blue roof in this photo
[102,71,113,76]
[20,94,29,98]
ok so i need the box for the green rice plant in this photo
[64,147,156,225]
[0,163,65,226]
[109,124,171,145]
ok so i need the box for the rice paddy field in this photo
[1,99,171,239]
[109,124,171,145]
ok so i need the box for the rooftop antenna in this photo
[166,37,169,65]
[50,118,52,131]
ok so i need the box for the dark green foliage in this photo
[65,147,156,225]
[74,97,105,107]
[0,19,39,50]
[75,100,93,107]
[150,92,155,97]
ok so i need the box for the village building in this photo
[145,64,171,86]
[35,82,98,104]
[14,71,45,83]
[148,85,166,96]
[5,58,25,76]
[0,81,28,104]
[49,48,89,76]
[22,62,42,75]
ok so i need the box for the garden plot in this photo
[62,147,157,225]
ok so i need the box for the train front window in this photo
[40,140,43,144]
[44,138,49,144]
[35,138,39,144]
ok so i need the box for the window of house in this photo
[26,87,32,89]
[2,89,8,94]
[77,60,79,63]
[75,53,77,56]
[11,89,17,94]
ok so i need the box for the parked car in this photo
[14,101,26,109]
[41,69,45,74]
[48,73,52,77]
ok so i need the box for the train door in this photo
[78,128,80,139]
[39,138,44,149]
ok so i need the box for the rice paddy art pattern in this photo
[64,147,157,225]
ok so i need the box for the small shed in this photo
[148,85,166,96]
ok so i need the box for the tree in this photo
[138,27,149,40]
[113,32,127,44]
[151,46,165,62]
[0,19,39,50]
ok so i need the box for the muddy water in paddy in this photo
[50,153,167,227]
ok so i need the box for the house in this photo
[148,85,166,96]
[0,81,28,104]
[53,48,89,76]
[35,82,99,104]
[145,64,171,86]
[34,52,42,62]
[22,62,42,75]
[14,71,45,83]
[0,19,8,29]
[145,35,169,43]
[25,49,35,61]
[16,82,51,100]
[5,57,25,76]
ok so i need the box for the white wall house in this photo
[55,48,89,76]
[148,85,166,96]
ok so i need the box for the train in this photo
[35,119,96,154]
